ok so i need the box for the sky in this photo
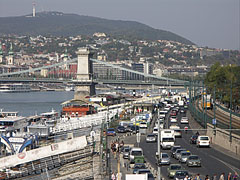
[0,0,239,50]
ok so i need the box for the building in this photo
[7,43,14,65]
[0,43,3,63]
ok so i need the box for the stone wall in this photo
[206,123,240,155]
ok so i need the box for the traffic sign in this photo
[145,114,149,119]
[212,119,217,125]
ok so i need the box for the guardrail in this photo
[51,108,121,134]
[215,103,240,119]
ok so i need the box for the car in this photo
[132,163,146,174]
[170,116,177,123]
[106,128,116,136]
[155,121,164,129]
[180,117,189,124]
[146,134,157,143]
[174,170,189,180]
[174,149,186,160]
[189,135,198,144]
[170,110,177,116]
[136,169,154,180]
[167,164,182,178]
[179,151,191,163]
[122,146,130,159]
[180,108,186,114]
[131,125,139,133]
[164,107,170,112]
[159,153,170,165]
[171,145,181,157]
[152,127,158,135]
[139,122,148,128]
[186,155,201,167]
[196,136,210,147]
[117,126,126,133]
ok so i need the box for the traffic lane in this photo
[141,111,238,177]
[140,138,170,178]
[177,113,240,174]
[174,113,238,175]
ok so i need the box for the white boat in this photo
[0,83,31,93]
[65,86,74,91]
[0,110,28,135]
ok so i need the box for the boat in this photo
[0,110,28,135]
[65,86,74,91]
[0,83,31,93]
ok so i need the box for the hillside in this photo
[0,11,194,45]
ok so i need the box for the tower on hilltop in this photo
[32,2,36,17]
[7,43,14,65]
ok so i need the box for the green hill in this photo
[0,11,194,45]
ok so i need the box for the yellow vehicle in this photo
[201,93,212,109]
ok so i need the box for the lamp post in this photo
[229,80,232,142]
[157,109,161,180]
[213,85,216,135]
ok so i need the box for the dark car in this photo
[126,125,133,132]
[189,135,198,144]
[171,145,181,157]
[131,126,139,133]
[117,126,126,133]
[174,170,189,180]
[132,163,146,174]
[106,128,116,136]
[136,169,154,180]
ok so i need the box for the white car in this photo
[164,107,170,112]
[196,136,210,147]
[153,127,158,135]
[180,117,189,124]
[170,116,177,123]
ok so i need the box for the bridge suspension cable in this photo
[0,58,188,84]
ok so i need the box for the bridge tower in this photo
[0,42,3,64]
[7,43,14,65]
[73,47,96,100]
[63,48,69,70]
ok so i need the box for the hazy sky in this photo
[0,0,239,50]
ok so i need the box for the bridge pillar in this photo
[74,47,96,100]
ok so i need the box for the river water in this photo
[0,88,185,117]
[0,91,75,116]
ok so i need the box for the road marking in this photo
[209,154,240,174]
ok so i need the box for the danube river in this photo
[0,91,75,116]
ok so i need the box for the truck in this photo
[126,174,148,180]
[160,130,175,149]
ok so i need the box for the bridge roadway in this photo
[0,77,186,86]
[140,110,240,178]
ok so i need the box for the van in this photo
[160,129,175,149]
[129,147,143,161]
[196,136,210,147]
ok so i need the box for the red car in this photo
[170,110,177,116]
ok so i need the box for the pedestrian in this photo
[228,173,232,180]
[233,172,238,180]
[195,174,201,180]
[205,175,210,180]
[185,175,190,180]
[212,174,217,180]
[220,173,225,180]
[116,172,122,180]
[111,171,116,180]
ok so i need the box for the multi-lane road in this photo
[140,109,240,179]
